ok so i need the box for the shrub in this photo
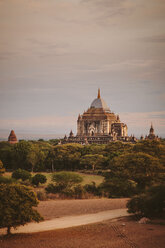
[101,178,137,198]
[0,160,5,174]
[127,184,165,217]
[52,171,83,189]
[45,183,63,194]
[74,184,85,199]
[12,169,32,181]
[32,174,47,186]
[84,182,99,196]
[0,176,13,184]
[36,190,47,201]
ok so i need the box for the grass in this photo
[3,171,104,186]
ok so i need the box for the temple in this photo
[142,123,159,141]
[63,89,132,144]
[8,130,18,144]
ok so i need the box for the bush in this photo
[127,184,165,217]
[32,174,47,186]
[52,171,83,188]
[84,182,100,196]
[101,178,137,198]
[12,169,32,181]
[45,183,64,194]
[0,176,13,184]
[36,190,47,201]
[0,160,5,175]
[74,184,85,199]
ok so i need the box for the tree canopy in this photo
[0,184,43,234]
[0,160,5,175]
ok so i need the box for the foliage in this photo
[52,171,83,189]
[12,169,32,181]
[73,184,85,199]
[36,190,47,201]
[32,174,47,186]
[46,171,83,198]
[0,160,5,175]
[12,141,32,170]
[127,184,165,217]
[84,181,101,196]
[100,178,137,198]
[0,184,43,234]
[80,154,107,171]
[46,144,83,171]
[0,176,13,184]
[109,152,164,191]
[0,140,165,176]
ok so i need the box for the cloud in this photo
[120,111,165,136]
[142,34,165,43]
[0,115,77,133]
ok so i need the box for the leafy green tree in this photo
[80,154,106,171]
[28,149,38,173]
[0,142,14,170]
[32,174,47,186]
[12,141,32,170]
[0,176,13,184]
[109,152,164,191]
[133,140,165,166]
[52,171,83,189]
[105,141,133,154]
[127,184,165,217]
[101,178,137,198]
[0,184,43,235]
[12,169,32,181]
[0,160,5,175]
[46,171,83,197]
[46,144,82,171]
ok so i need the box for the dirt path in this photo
[0,208,129,235]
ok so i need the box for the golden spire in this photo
[97,88,100,99]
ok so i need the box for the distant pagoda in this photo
[8,130,18,144]
[145,124,159,141]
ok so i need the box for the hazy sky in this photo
[0,0,165,139]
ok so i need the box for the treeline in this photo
[0,139,165,173]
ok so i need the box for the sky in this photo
[0,0,165,139]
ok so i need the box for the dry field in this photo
[1,217,164,248]
[37,198,128,220]
[0,199,165,248]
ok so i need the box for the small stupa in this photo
[8,130,18,144]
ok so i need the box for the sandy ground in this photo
[0,199,164,248]
[1,217,164,248]
[37,198,128,220]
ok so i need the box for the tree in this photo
[133,140,165,166]
[52,171,83,189]
[12,169,32,181]
[12,141,32,170]
[127,184,165,217]
[80,154,106,171]
[32,174,47,186]
[46,144,82,171]
[0,160,5,175]
[109,152,164,191]
[0,184,43,234]
[46,172,83,197]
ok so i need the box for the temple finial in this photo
[97,88,100,98]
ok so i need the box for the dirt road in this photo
[0,208,129,235]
